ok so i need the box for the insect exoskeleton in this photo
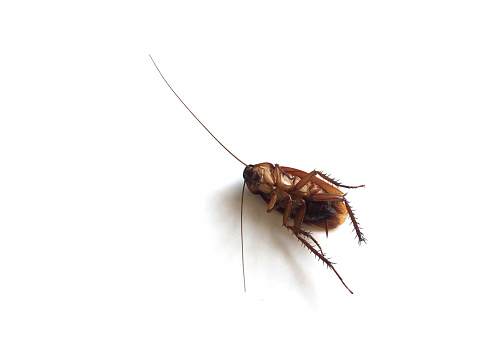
[150,55,366,294]
[243,163,357,232]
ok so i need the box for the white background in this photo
[1,1,478,358]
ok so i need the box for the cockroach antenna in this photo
[149,55,248,167]
[150,55,248,292]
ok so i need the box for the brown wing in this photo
[280,166,348,229]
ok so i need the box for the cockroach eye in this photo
[243,165,254,179]
[243,166,260,183]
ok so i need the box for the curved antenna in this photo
[149,55,248,167]
[241,180,247,292]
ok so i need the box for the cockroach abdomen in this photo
[304,200,337,222]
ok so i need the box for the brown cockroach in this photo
[150,55,366,294]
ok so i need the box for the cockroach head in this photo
[243,165,260,184]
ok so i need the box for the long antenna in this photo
[149,55,248,167]
[240,181,247,292]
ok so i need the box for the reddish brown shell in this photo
[280,166,348,229]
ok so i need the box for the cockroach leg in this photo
[286,226,324,256]
[292,169,362,201]
[274,164,282,185]
[293,198,306,229]
[278,192,347,288]
[343,198,366,244]
[287,226,353,294]
[266,188,295,226]
[309,192,366,244]
[266,192,278,212]
[285,198,323,255]
[293,169,365,190]
[316,171,365,189]
[292,170,318,192]
[272,192,322,254]
[282,200,293,227]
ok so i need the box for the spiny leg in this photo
[288,167,365,242]
[264,190,326,256]
[285,197,352,293]
[289,227,353,294]
[286,225,325,256]
[343,197,366,245]
[288,226,326,260]
[288,198,323,255]
[291,169,364,190]
[265,189,354,293]
[310,192,367,244]
[315,170,365,189]
[265,188,296,227]
[293,198,306,229]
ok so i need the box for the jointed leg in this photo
[285,225,325,256]
[310,192,366,244]
[264,189,355,293]
[284,197,353,293]
[289,227,353,294]
[316,170,365,189]
[293,169,365,190]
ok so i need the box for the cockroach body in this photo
[243,163,359,232]
[242,163,365,293]
[150,55,366,294]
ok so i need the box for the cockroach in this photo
[150,55,366,294]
